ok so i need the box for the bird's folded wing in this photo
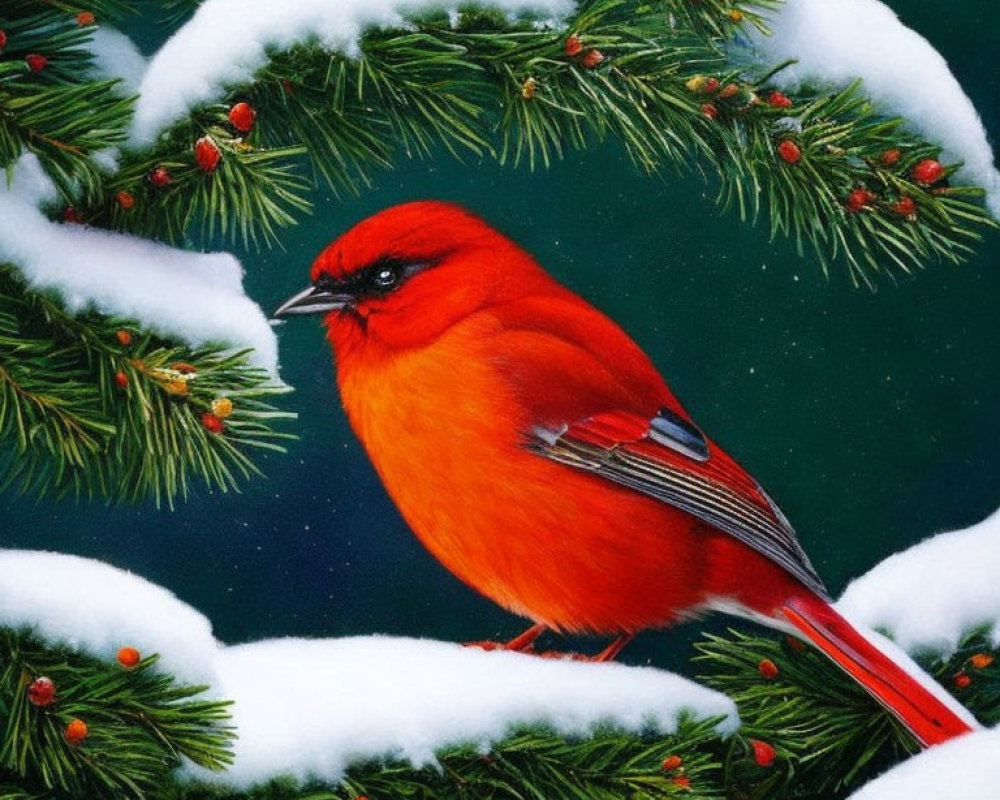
[529,409,827,598]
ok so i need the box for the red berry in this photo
[115,329,132,346]
[661,755,683,771]
[0,30,8,52]
[758,658,779,679]
[228,101,256,132]
[768,91,792,108]
[702,77,719,93]
[116,190,135,209]
[750,739,776,768]
[26,54,48,73]
[194,136,221,172]
[846,188,876,213]
[776,139,801,164]
[911,158,944,185]
[27,676,56,707]
[76,12,96,25]
[671,776,691,790]
[65,718,88,745]
[581,49,604,69]
[117,646,141,668]
[150,166,171,187]
[701,103,718,119]
[953,672,971,689]
[564,34,584,57]
[891,196,916,217]
[201,412,225,434]
[64,205,83,224]
[115,370,128,388]
[785,635,805,651]
[881,148,901,166]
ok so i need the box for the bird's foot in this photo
[464,623,546,654]
[464,628,633,663]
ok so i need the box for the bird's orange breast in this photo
[335,311,789,634]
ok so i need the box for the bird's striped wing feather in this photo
[530,409,827,598]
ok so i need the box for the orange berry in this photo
[661,754,683,771]
[76,12,96,25]
[970,654,994,670]
[114,370,128,389]
[117,646,141,668]
[776,139,801,164]
[581,49,604,69]
[65,718,88,745]
[758,658,779,679]
[116,329,132,346]
[116,190,134,209]
[212,397,234,418]
[564,34,583,57]
[671,776,691,789]
[881,148,901,166]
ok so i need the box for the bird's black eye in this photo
[370,263,401,292]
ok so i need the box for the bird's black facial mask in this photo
[273,258,433,319]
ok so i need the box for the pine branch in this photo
[0,7,132,201]
[0,265,295,505]
[75,0,993,281]
[0,627,233,800]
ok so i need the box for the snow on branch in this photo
[0,155,278,372]
[746,0,1000,216]
[129,0,573,146]
[0,549,736,788]
[848,727,1000,799]
[838,509,1000,657]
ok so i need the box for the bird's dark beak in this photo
[272,285,353,319]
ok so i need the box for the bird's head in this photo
[274,201,554,355]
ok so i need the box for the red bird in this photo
[276,201,974,747]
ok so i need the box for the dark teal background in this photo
[1,3,998,668]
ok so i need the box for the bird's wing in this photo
[529,408,828,597]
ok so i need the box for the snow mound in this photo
[838,509,1000,657]
[746,0,1000,217]
[130,0,573,146]
[208,636,736,787]
[0,549,735,787]
[0,155,278,372]
[89,26,148,94]
[0,550,219,685]
[848,727,1000,799]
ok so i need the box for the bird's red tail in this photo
[780,594,976,747]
